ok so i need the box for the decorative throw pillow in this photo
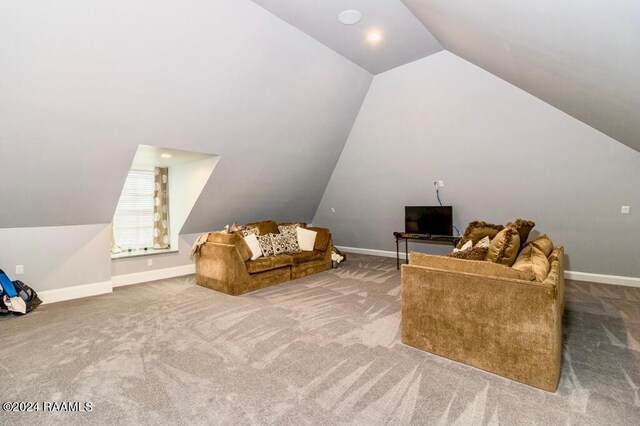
[512,244,550,282]
[296,227,317,251]
[475,236,491,249]
[270,233,301,255]
[279,222,307,228]
[278,224,300,237]
[456,221,504,249]
[485,226,521,266]
[258,235,274,257]
[506,219,536,246]
[411,252,535,281]
[245,220,279,236]
[548,246,564,264]
[543,261,560,285]
[528,234,554,257]
[241,227,260,237]
[452,240,472,253]
[243,233,263,261]
[286,233,301,253]
[449,246,489,261]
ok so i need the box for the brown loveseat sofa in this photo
[401,247,565,392]
[195,220,332,295]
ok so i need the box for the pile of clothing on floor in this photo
[0,269,41,316]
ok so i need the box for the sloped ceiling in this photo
[402,0,640,153]
[0,0,372,230]
[251,0,443,74]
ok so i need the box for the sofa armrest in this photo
[195,242,251,294]
[306,227,331,251]
[401,263,563,391]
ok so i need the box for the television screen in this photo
[405,206,453,236]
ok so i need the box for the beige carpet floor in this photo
[1,253,640,425]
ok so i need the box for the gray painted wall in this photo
[402,0,640,153]
[0,1,372,291]
[0,0,372,229]
[0,224,112,291]
[168,157,219,246]
[314,52,640,277]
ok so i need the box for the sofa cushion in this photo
[513,244,550,282]
[245,255,293,274]
[270,232,301,255]
[528,234,554,257]
[244,220,279,235]
[457,221,504,249]
[289,250,324,264]
[506,219,536,246]
[307,227,331,251]
[410,252,535,281]
[485,227,521,266]
[258,235,274,257]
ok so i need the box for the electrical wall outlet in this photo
[147,259,153,266]
[437,180,445,187]
[621,206,630,214]
[15,265,24,275]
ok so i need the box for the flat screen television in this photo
[405,206,453,236]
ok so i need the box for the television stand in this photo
[393,232,461,270]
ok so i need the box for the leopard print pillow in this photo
[258,235,274,256]
[449,246,489,261]
[270,232,301,255]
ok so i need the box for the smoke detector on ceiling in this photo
[338,10,362,25]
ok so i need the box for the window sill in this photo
[111,248,178,260]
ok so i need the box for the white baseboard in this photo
[38,280,113,305]
[565,271,640,288]
[112,264,195,288]
[336,245,640,288]
[36,264,196,305]
[335,245,402,259]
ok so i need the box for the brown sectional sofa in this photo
[401,246,565,392]
[195,220,332,295]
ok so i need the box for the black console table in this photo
[394,232,461,270]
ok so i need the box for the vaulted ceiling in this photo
[253,0,640,153]
[1,1,638,233]
[251,0,443,74]
[0,0,372,230]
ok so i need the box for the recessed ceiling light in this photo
[338,10,361,25]
[367,31,383,44]
[161,153,172,159]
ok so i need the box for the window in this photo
[112,170,156,251]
